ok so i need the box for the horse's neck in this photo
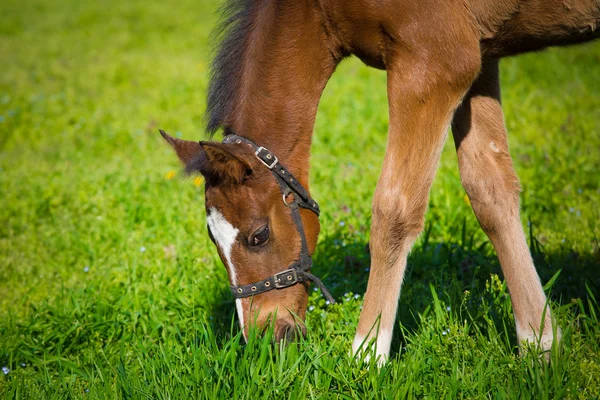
[228,1,337,185]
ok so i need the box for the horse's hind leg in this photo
[451,61,559,352]
[353,13,481,363]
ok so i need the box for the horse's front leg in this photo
[353,25,481,363]
[452,61,560,352]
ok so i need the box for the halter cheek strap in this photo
[220,134,335,304]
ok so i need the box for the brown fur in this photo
[162,0,599,352]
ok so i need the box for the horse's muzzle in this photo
[274,319,306,343]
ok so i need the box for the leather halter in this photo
[220,134,335,304]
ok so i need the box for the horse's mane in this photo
[206,0,259,137]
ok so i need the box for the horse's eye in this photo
[250,225,270,246]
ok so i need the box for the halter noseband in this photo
[220,134,335,304]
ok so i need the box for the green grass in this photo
[1,0,599,398]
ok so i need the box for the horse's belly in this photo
[475,0,600,58]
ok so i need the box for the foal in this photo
[162,0,600,361]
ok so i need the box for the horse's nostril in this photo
[274,321,305,343]
[281,325,295,343]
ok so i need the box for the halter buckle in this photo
[255,147,278,169]
[283,192,294,207]
[273,269,298,288]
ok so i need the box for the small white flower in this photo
[325,300,331,306]
[1,366,9,375]
[354,294,359,299]
[313,287,318,292]
[20,363,26,367]
[365,267,370,272]
[308,306,315,311]
[446,306,451,311]
[83,266,90,273]
[339,221,345,227]
[140,246,146,253]
[442,330,447,336]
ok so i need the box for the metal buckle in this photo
[255,147,278,169]
[282,191,295,207]
[273,269,298,288]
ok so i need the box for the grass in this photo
[1,0,599,398]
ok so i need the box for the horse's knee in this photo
[371,194,425,257]
[460,151,521,234]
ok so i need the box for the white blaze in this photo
[235,299,244,336]
[206,207,245,332]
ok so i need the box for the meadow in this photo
[0,0,599,398]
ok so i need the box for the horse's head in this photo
[160,130,324,342]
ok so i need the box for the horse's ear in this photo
[159,130,251,185]
[197,141,253,185]
[159,129,202,165]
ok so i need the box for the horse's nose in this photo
[274,320,306,343]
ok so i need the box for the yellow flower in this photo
[463,194,471,206]
[193,176,203,187]
[165,170,176,180]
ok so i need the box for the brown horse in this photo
[161,0,600,361]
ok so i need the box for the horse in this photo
[160,0,600,363]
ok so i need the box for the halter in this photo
[221,134,336,304]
